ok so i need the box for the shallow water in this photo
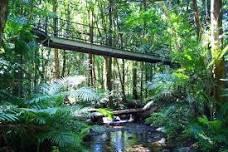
[86,123,164,152]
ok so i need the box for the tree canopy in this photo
[0,0,227,151]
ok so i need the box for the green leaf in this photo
[98,108,113,119]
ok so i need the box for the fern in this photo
[32,76,100,105]
[38,130,81,148]
[39,75,86,95]
[0,105,18,122]
[69,87,100,103]
[71,105,93,118]
[0,75,95,151]
[0,111,18,122]
[147,72,179,99]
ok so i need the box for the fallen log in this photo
[90,101,159,123]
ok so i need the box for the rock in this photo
[126,144,150,152]
[152,138,166,146]
[151,138,166,152]
[103,117,112,124]
[113,116,121,121]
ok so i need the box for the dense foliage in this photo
[0,0,227,151]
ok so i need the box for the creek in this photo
[85,123,169,152]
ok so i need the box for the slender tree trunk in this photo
[132,62,138,100]
[204,0,210,23]
[0,0,9,46]
[89,54,93,86]
[192,0,202,39]
[210,0,225,101]
[61,2,70,78]
[54,49,60,78]
[98,1,107,90]
[92,55,96,86]
[41,48,46,83]
[145,63,149,98]
[101,61,104,89]
[140,63,144,101]
[116,59,126,102]
[62,51,66,77]
[106,0,113,106]
[105,56,113,105]
[122,59,126,101]
[88,10,94,86]
[53,0,60,79]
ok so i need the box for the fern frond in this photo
[39,75,86,95]
[26,94,64,108]
[0,112,18,122]
[71,105,93,118]
[0,105,18,122]
[38,130,81,148]
[69,87,100,102]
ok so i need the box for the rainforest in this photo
[0,0,227,152]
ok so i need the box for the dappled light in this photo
[0,0,227,152]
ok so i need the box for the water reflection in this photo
[88,123,163,152]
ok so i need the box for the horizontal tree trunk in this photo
[90,101,158,122]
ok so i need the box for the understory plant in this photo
[145,9,227,151]
[0,75,100,152]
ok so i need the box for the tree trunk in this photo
[101,61,104,89]
[192,0,201,39]
[53,0,60,79]
[132,62,138,100]
[54,49,60,78]
[89,54,94,86]
[89,9,94,86]
[116,59,126,102]
[210,0,225,101]
[106,0,113,106]
[140,63,144,101]
[61,51,66,77]
[145,63,149,98]
[122,59,126,102]
[105,57,113,106]
[61,2,70,78]
[0,0,8,46]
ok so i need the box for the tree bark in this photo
[192,0,201,39]
[61,51,66,77]
[132,62,138,100]
[0,0,9,46]
[210,0,225,101]
[106,0,113,106]
[105,56,113,106]
[89,8,94,86]
[116,59,126,102]
[53,0,60,79]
